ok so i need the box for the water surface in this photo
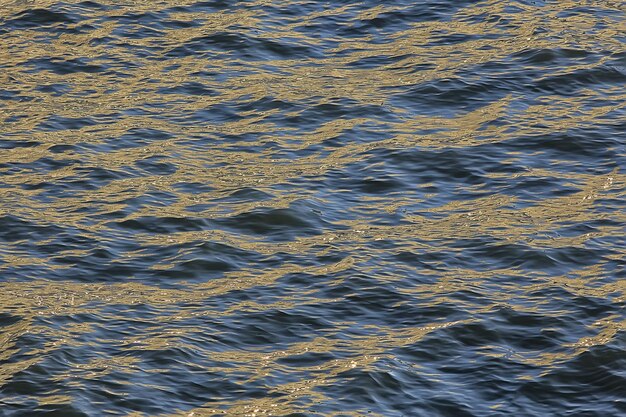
[0,0,625,416]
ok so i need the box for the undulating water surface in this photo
[1,0,625,415]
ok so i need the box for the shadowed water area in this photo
[0,0,625,415]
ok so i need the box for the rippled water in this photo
[1,1,625,415]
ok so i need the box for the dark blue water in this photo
[1,1,625,416]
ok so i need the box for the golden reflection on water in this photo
[0,0,624,414]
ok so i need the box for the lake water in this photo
[0,1,624,416]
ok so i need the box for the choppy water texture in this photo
[1,1,625,416]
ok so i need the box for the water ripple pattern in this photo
[1,1,625,416]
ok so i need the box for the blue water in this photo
[0,1,625,416]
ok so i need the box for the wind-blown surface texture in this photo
[0,0,625,416]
